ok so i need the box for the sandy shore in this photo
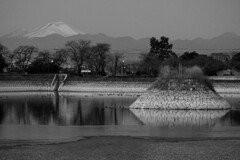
[0,137,240,160]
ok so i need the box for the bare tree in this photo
[0,43,10,56]
[0,54,7,72]
[65,40,91,75]
[53,48,68,69]
[13,45,38,72]
[37,50,51,63]
[0,43,10,72]
[91,43,110,75]
[108,53,124,76]
[86,48,101,75]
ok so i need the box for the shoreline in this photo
[0,80,240,94]
[0,89,240,98]
[1,136,240,160]
[1,135,240,148]
[1,124,240,145]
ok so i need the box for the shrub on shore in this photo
[158,65,216,92]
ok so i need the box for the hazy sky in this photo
[0,0,240,40]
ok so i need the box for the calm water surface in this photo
[0,93,138,126]
[0,92,240,141]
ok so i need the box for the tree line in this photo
[0,40,124,76]
[137,36,240,76]
[1,37,240,77]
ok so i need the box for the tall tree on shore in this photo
[65,40,91,75]
[111,53,123,76]
[37,50,52,63]
[86,43,111,75]
[138,36,176,76]
[92,43,110,76]
[150,36,174,61]
[27,50,54,73]
[138,52,161,76]
[0,54,7,72]
[53,48,68,70]
[13,45,38,72]
[231,52,240,71]
[0,43,10,56]
[86,47,101,75]
[0,43,9,72]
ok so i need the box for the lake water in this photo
[0,92,240,142]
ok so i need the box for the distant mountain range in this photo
[0,22,240,61]
[172,32,240,55]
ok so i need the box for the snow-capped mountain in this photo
[24,22,85,38]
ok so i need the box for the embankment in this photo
[0,74,53,92]
[0,75,154,94]
[0,75,240,94]
[59,81,151,93]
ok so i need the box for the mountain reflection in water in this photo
[0,92,239,128]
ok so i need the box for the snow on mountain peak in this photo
[24,22,85,38]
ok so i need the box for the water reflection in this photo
[0,92,239,128]
[0,93,141,126]
[220,110,240,126]
[130,109,229,127]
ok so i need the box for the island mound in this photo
[130,77,231,110]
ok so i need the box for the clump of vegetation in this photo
[158,65,204,79]
[184,66,216,92]
[137,36,240,77]
[138,36,176,77]
[184,66,204,78]
[156,65,216,92]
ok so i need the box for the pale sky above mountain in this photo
[0,0,240,40]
